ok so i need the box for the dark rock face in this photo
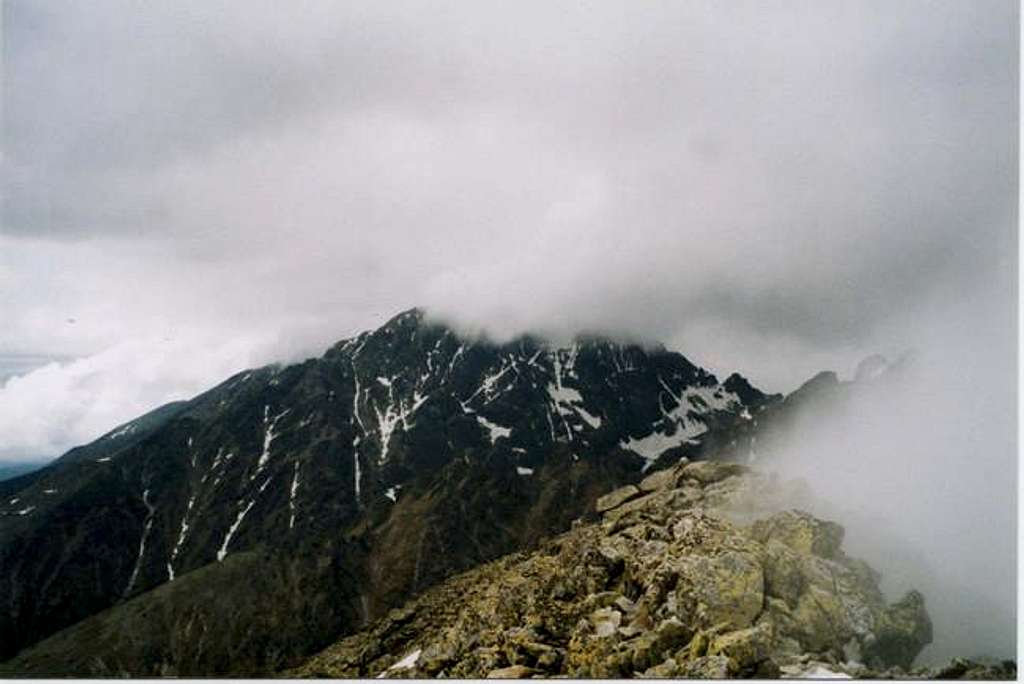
[0,308,775,674]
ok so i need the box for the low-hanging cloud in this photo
[749,280,1017,664]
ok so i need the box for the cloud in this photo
[756,282,1017,662]
[0,332,282,461]
[1,1,1016,447]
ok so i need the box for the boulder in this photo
[638,468,678,493]
[707,623,773,670]
[596,485,642,513]
[625,618,692,672]
[750,509,844,559]
[760,540,806,608]
[864,590,933,670]
[674,551,764,631]
[590,609,622,638]
[679,460,747,485]
[681,655,731,679]
[642,656,682,678]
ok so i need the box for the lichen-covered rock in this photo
[291,464,958,680]
[641,656,681,678]
[750,509,844,559]
[864,590,933,670]
[707,622,773,671]
[681,655,732,678]
[596,485,642,513]
[674,550,765,630]
[679,460,747,485]
[761,539,806,607]
[590,608,622,638]
[638,467,680,493]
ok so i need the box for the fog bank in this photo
[754,285,1016,664]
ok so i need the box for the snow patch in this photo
[388,649,422,672]
[370,381,428,464]
[574,405,603,429]
[620,430,702,469]
[124,488,156,595]
[289,463,300,530]
[783,665,852,679]
[546,348,603,435]
[16,506,35,516]
[217,500,256,562]
[516,466,534,476]
[96,457,111,462]
[462,360,518,408]
[622,378,740,469]
[170,494,196,572]
[109,423,137,439]
[252,406,289,481]
[476,415,512,444]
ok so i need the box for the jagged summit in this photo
[0,307,780,675]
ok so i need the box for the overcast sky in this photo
[1,0,1017,460]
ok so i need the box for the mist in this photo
[749,277,1017,664]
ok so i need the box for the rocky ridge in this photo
[293,459,1012,679]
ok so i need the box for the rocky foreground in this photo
[292,460,1014,679]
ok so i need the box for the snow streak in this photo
[124,488,156,596]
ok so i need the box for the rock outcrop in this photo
[292,460,945,679]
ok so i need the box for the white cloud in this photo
[0,333,280,460]
[1,1,1015,453]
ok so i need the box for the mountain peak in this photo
[0,304,778,673]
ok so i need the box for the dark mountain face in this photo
[0,309,779,675]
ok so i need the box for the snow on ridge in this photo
[370,380,429,464]
[476,415,512,444]
[289,463,300,530]
[461,358,518,409]
[252,405,289,481]
[217,500,256,562]
[574,405,602,429]
[546,349,603,436]
[170,494,196,576]
[108,423,137,440]
[446,344,465,378]
[124,488,156,595]
[620,429,702,471]
[620,376,740,469]
[352,360,366,501]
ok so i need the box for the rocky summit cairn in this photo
[290,459,966,679]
